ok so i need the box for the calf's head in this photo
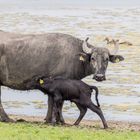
[26,76,53,89]
[79,38,124,82]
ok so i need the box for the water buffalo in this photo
[0,30,124,122]
[26,77,108,128]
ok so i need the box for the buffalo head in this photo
[79,38,124,82]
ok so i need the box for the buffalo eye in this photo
[104,58,109,62]
[91,57,95,61]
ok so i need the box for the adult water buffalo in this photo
[0,30,124,122]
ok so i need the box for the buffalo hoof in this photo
[44,117,53,124]
[16,119,27,122]
[56,120,65,125]
[44,119,53,124]
[0,117,15,123]
[56,121,66,125]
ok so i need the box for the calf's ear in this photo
[109,55,124,63]
[39,79,44,85]
[77,52,90,62]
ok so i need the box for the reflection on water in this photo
[2,87,140,122]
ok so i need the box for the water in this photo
[0,0,140,9]
[2,87,140,122]
[0,1,140,122]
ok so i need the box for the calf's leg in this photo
[74,102,87,125]
[88,102,108,129]
[45,95,65,124]
[56,101,65,124]
[80,93,108,128]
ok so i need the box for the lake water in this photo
[2,86,140,122]
[0,0,140,122]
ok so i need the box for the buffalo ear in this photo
[109,55,124,63]
[77,52,90,62]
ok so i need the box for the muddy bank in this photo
[9,114,140,132]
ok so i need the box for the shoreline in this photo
[9,114,140,132]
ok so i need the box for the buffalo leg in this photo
[45,95,54,123]
[51,101,58,125]
[74,103,87,125]
[0,86,14,122]
[88,102,108,129]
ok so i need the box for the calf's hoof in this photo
[104,125,108,129]
[49,121,57,126]
[73,122,79,126]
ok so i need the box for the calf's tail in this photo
[90,86,100,107]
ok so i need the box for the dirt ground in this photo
[9,114,140,132]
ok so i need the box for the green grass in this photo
[0,122,139,140]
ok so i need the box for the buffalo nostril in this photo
[96,74,104,77]
[94,75,106,81]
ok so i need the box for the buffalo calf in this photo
[29,77,108,129]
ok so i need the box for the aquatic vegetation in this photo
[2,101,30,108]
